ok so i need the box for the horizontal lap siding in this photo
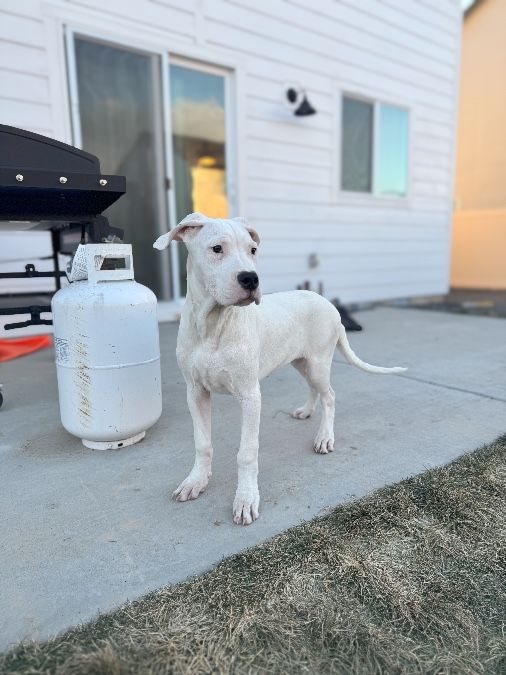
[0,232,56,293]
[0,0,461,301]
[65,0,196,41]
[0,5,54,291]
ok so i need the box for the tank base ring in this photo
[82,430,146,450]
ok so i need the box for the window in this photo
[341,96,409,197]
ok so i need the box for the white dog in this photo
[154,213,406,525]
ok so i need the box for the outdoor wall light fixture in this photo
[286,87,317,116]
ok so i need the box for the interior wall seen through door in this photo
[170,63,228,296]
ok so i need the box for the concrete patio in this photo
[0,307,505,651]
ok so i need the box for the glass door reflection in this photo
[169,62,229,295]
[74,37,171,298]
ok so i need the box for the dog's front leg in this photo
[173,384,213,501]
[233,385,261,525]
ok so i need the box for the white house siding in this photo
[0,0,461,302]
[0,1,54,292]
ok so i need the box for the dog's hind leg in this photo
[291,358,319,419]
[173,384,213,501]
[303,357,335,454]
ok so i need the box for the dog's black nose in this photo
[237,271,259,291]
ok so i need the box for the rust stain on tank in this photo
[75,334,92,428]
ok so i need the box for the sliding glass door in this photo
[67,32,234,300]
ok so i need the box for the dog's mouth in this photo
[235,291,261,307]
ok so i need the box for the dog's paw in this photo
[292,405,312,419]
[233,491,260,526]
[313,433,334,454]
[172,471,209,502]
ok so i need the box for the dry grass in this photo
[2,435,506,675]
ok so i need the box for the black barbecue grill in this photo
[0,124,127,331]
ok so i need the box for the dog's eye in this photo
[212,245,223,253]
[251,247,257,255]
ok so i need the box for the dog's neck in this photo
[184,256,235,343]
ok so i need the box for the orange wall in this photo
[452,210,506,288]
[452,0,506,288]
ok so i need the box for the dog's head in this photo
[154,213,261,307]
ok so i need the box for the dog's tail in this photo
[337,325,407,374]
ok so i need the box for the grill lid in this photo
[0,125,126,221]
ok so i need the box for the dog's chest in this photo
[179,343,243,394]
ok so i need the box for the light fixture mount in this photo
[285,87,317,116]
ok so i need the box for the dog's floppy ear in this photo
[233,216,260,245]
[153,213,207,249]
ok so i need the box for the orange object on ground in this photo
[0,335,52,362]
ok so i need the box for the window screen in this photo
[341,97,373,192]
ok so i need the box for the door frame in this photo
[64,24,238,301]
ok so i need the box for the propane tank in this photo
[51,243,162,449]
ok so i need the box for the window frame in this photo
[336,90,412,206]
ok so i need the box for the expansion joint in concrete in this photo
[333,358,506,404]
[397,374,506,404]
